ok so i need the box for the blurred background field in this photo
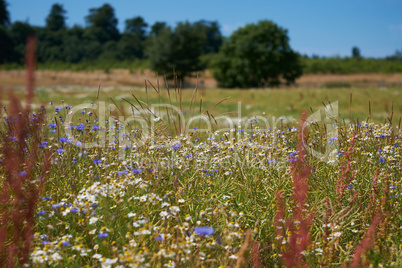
[1,79,401,125]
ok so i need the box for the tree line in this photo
[1,2,401,88]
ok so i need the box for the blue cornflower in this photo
[70,208,79,213]
[379,157,386,162]
[80,110,86,114]
[193,227,215,236]
[347,184,354,190]
[91,125,99,131]
[76,123,85,131]
[66,105,73,109]
[93,159,102,165]
[49,129,56,133]
[40,141,48,148]
[52,203,62,209]
[62,241,70,246]
[185,153,192,158]
[172,143,181,151]
[49,123,57,128]
[42,196,52,201]
[37,210,46,215]
[156,235,163,241]
[19,171,27,177]
[132,168,142,174]
[59,137,68,143]
[97,233,108,238]
[55,107,61,113]
[117,170,128,175]
[56,147,65,154]
[72,158,78,164]
[42,241,50,245]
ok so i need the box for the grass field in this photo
[7,84,402,125]
[0,74,401,267]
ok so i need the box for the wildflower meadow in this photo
[0,40,401,267]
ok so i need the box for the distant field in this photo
[2,69,402,89]
[3,83,402,125]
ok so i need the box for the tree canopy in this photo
[212,20,302,88]
[46,4,67,31]
[0,0,9,27]
[85,4,119,43]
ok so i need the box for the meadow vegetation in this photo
[0,69,401,267]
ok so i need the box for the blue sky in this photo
[7,0,402,58]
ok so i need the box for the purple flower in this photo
[93,159,102,165]
[42,241,50,245]
[55,107,61,113]
[59,137,68,143]
[62,241,70,246]
[66,106,73,109]
[347,184,354,190]
[97,233,108,238]
[172,143,181,151]
[132,168,142,174]
[76,123,85,132]
[56,147,65,154]
[37,210,46,215]
[49,123,57,128]
[156,235,163,241]
[91,125,99,131]
[193,226,215,236]
[40,141,48,148]
[42,196,52,201]
[70,208,79,213]
[379,157,386,162]
[19,171,27,177]
[52,203,62,209]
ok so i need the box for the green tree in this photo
[194,20,222,54]
[352,46,361,58]
[115,16,148,60]
[146,22,207,81]
[213,20,302,88]
[85,4,119,43]
[125,16,147,40]
[46,4,67,31]
[10,21,35,62]
[0,26,14,63]
[150,21,167,37]
[0,0,10,27]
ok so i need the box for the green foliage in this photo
[85,4,119,43]
[124,16,148,41]
[352,46,361,58]
[302,57,402,73]
[212,20,303,88]
[46,4,67,31]
[0,0,9,27]
[193,20,222,54]
[146,22,208,80]
[0,25,14,63]
[150,21,167,37]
